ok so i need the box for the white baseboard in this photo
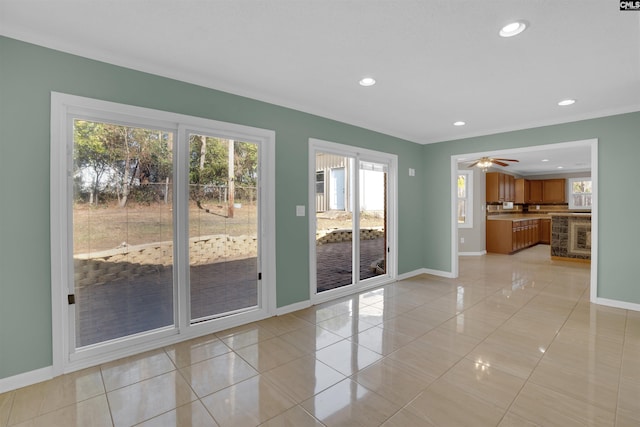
[397,268,455,280]
[0,365,53,394]
[459,250,487,256]
[275,300,312,316]
[594,297,640,312]
[423,268,456,279]
[396,268,428,281]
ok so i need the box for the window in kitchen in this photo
[568,177,592,210]
[457,171,473,228]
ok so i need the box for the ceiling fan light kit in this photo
[468,156,519,172]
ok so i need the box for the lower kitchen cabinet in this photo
[539,218,551,244]
[487,218,541,254]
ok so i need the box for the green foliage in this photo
[73,122,258,206]
[188,135,258,186]
[73,119,173,206]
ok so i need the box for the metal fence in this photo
[75,182,257,206]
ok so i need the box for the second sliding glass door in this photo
[312,140,395,297]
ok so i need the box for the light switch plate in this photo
[296,205,305,216]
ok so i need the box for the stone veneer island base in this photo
[550,213,591,262]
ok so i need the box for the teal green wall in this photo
[0,36,424,379]
[423,113,640,304]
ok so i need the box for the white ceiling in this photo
[1,1,639,150]
[457,144,592,176]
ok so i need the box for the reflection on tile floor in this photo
[2,245,640,426]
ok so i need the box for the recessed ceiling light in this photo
[541,159,549,162]
[558,99,576,106]
[499,21,527,37]
[359,77,376,87]
[453,121,466,126]
[557,166,564,169]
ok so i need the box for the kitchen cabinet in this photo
[515,178,529,204]
[486,218,540,254]
[539,218,551,244]
[542,179,566,203]
[519,179,565,204]
[486,172,515,203]
[528,180,543,204]
[505,174,514,203]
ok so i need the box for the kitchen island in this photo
[550,213,592,262]
[486,214,551,254]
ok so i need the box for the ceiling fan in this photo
[467,156,519,171]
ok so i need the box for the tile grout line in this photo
[495,281,592,425]
[612,310,630,427]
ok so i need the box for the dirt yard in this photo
[73,202,385,254]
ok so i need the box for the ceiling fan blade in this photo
[467,160,480,168]
[492,160,509,167]
[493,158,519,162]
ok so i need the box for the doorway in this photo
[450,139,598,302]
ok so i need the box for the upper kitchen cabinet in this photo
[542,179,566,203]
[515,178,529,204]
[505,174,515,202]
[528,180,543,204]
[486,172,515,203]
[515,178,566,204]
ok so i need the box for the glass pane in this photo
[458,199,467,224]
[315,171,325,194]
[189,135,258,321]
[572,180,592,194]
[573,193,592,208]
[457,175,467,198]
[73,119,174,347]
[359,161,387,282]
[316,153,354,292]
[584,193,592,207]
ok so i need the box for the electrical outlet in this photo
[460,237,465,244]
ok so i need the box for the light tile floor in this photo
[2,245,639,426]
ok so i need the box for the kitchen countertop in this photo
[487,214,551,221]
[549,212,591,217]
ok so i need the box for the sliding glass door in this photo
[71,124,263,349]
[311,140,395,298]
[53,93,274,370]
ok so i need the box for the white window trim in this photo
[568,177,592,210]
[51,92,276,375]
[457,170,473,229]
[308,138,398,305]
